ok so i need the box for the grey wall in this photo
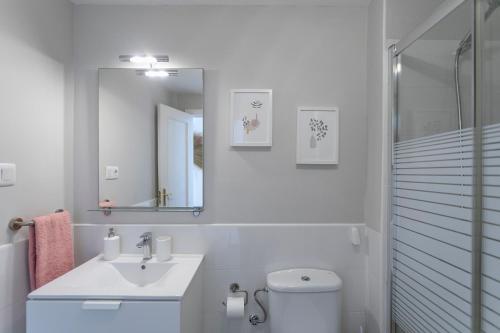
[177,93,204,111]
[0,0,74,244]
[0,0,73,332]
[386,0,446,40]
[364,0,385,233]
[73,5,369,224]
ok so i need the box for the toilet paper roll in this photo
[226,296,245,319]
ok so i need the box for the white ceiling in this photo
[70,0,371,6]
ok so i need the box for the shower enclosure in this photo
[390,0,500,332]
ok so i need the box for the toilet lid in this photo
[267,268,342,292]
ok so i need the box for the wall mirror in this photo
[98,68,204,212]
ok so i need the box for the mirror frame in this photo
[93,67,205,214]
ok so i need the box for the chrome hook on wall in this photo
[192,208,202,217]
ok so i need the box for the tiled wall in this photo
[365,227,385,333]
[0,241,30,333]
[74,223,367,333]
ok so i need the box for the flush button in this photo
[301,276,311,282]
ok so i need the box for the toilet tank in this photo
[267,269,342,333]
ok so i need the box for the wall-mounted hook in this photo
[192,208,202,217]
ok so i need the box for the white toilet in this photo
[267,268,342,333]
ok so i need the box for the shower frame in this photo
[387,0,485,332]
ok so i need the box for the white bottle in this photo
[156,236,172,261]
[103,227,120,261]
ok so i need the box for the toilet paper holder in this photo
[222,283,248,306]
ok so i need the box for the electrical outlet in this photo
[105,166,119,180]
[0,163,16,187]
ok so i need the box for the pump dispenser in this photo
[103,227,120,261]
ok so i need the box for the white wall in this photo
[365,227,384,333]
[74,223,367,333]
[363,0,388,332]
[73,5,369,224]
[0,0,74,332]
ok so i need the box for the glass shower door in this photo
[391,0,500,331]
[391,1,477,332]
[480,0,500,331]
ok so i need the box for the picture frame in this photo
[296,107,339,165]
[230,89,273,147]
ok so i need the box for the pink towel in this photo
[28,211,74,290]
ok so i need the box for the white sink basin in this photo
[28,254,204,300]
[110,258,176,286]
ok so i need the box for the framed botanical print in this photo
[296,107,339,164]
[230,89,273,147]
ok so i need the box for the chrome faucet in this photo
[136,232,153,261]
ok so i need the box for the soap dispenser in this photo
[103,227,120,261]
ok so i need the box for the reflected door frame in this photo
[157,104,194,208]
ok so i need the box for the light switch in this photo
[0,163,16,187]
[105,166,119,180]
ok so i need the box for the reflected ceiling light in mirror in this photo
[119,54,169,64]
[145,70,170,78]
[136,69,178,78]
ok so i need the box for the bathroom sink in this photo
[27,254,204,333]
[110,258,175,286]
[28,254,204,300]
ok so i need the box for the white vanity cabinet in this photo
[26,254,203,333]
[27,300,182,333]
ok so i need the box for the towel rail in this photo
[8,209,65,231]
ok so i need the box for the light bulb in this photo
[130,55,158,64]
